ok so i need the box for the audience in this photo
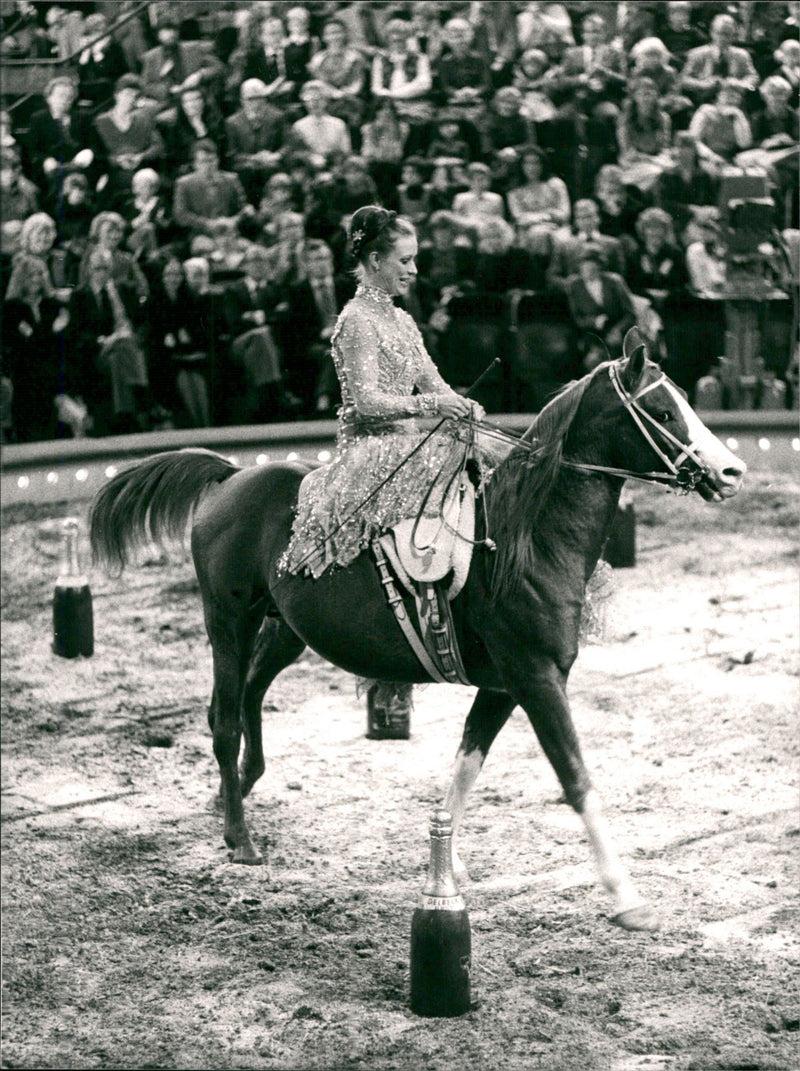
[2,1,797,442]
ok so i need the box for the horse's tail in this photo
[89,448,240,572]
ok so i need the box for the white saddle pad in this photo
[383,475,475,598]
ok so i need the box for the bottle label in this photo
[419,894,465,911]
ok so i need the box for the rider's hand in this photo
[438,395,484,422]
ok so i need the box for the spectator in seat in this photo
[593,164,646,247]
[547,198,626,291]
[3,254,71,442]
[506,145,570,254]
[265,211,309,294]
[452,162,506,224]
[685,212,726,296]
[55,173,94,279]
[307,18,367,133]
[331,157,379,216]
[140,18,223,110]
[94,75,165,202]
[515,1,575,55]
[25,75,95,194]
[283,239,355,415]
[741,75,799,225]
[471,217,532,293]
[484,87,535,156]
[75,12,129,108]
[259,172,297,240]
[680,14,758,107]
[398,157,433,228]
[239,15,296,108]
[434,17,493,124]
[771,40,800,108]
[148,257,210,426]
[627,36,692,129]
[660,2,703,67]
[626,206,688,312]
[120,168,175,264]
[289,81,352,172]
[225,78,285,206]
[67,247,150,435]
[409,2,446,67]
[513,48,559,126]
[415,210,477,321]
[14,212,69,301]
[199,219,253,285]
[284,6,318,102]
[566,244,637,371]
[224,244,296,423]
[688,79,753,169]
[371,18,434,125]
[425,111,476,163]
[547,13,628,117]
[78,211,149,302]
[161,84,226,182]
[616,76,673,194]
[360,100,409,209]
[173,139,247,240]
[654,131,718,241]
[1,146,39,226]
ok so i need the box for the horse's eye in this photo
[655,410,672,424]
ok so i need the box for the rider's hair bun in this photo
[349,205,398,260]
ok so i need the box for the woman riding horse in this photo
[280,204,496,720]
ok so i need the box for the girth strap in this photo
[371,539,470,685]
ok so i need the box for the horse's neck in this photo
[536,470,622,579]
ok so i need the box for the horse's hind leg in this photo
[240,615,306,798]
[444,688,516,877]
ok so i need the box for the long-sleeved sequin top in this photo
[334,284,450,438]
[281,284,485,577]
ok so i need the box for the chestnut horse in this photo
[90,331,745,930]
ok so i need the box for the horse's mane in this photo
[486,369,597,603]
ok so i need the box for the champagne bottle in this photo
[410,808,471,1017]
[52,518,94,659]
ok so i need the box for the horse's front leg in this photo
[444,688,516,878]
[495,649,659,931]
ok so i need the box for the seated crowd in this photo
[1,0,798,443]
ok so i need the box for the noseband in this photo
[563,363,712,493]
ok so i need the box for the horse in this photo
[89,330,746,931]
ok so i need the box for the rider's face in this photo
[374,233,418,297]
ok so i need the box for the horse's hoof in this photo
[610,905,660,932]
[229,845,263,866]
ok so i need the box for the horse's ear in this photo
[620,326,647,393]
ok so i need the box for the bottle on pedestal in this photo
[52,518,94,659]
[410,808,471,1017]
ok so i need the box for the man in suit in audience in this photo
[680,13,759,106]
[223,244,299,422]
[282,239,355,416]
[547,198,626,291]
[566,244,637,369]
[140,18,222,108]
[224,78,285,204]
[173,139,247,239]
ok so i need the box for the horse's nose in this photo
[717,456,747,496]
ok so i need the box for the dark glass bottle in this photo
[410,808,471,1017]
[366,680,411,740]
[52,519,94,659]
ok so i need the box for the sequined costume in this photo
[281,284,492,577]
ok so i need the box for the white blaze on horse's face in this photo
[659,379,747,501]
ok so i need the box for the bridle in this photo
[472,362,715,494]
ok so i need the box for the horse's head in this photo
[587,328,746,501]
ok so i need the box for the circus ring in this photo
[1,412,798,1070]
[2,410,798,506]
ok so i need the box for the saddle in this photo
[371,473,477,686]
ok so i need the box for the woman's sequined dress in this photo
[281,284,490,577]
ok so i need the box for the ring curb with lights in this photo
[2,412,797,505]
